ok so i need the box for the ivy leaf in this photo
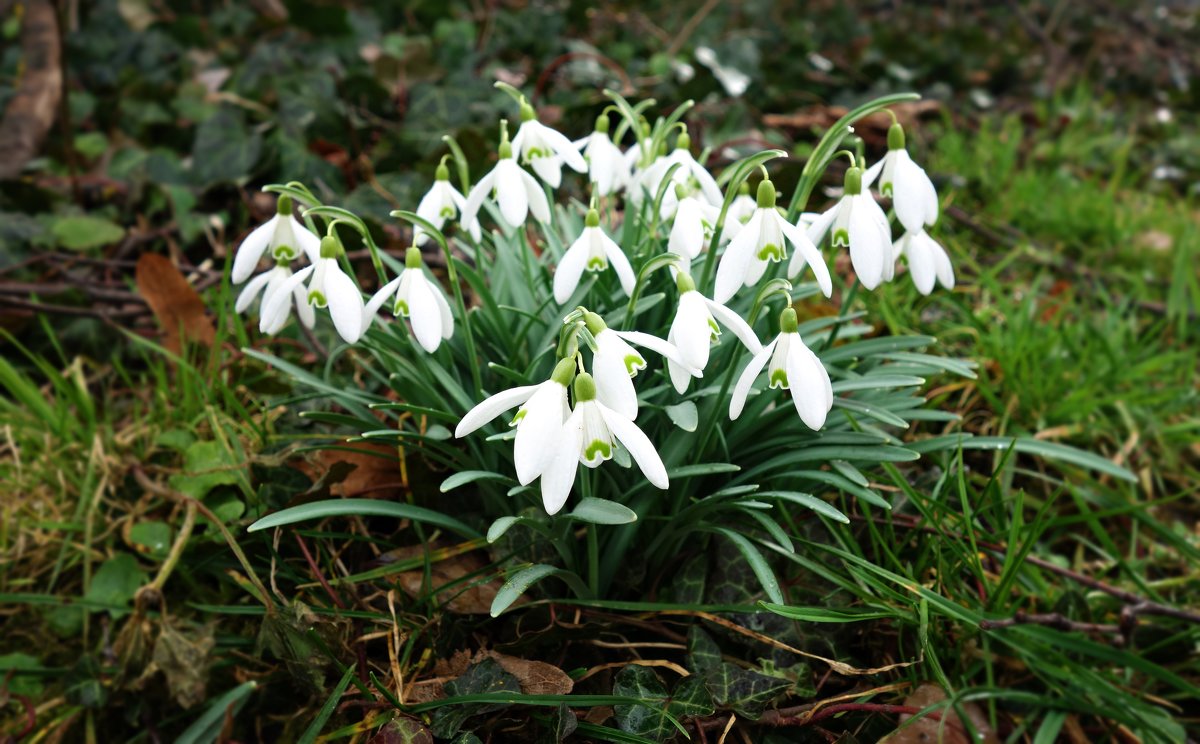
[169,440,243,500]
[687,626,722,675]
[191,105,262,186]
[706,662,791,719]
[51,215,125,251]
[430,658,521,739]
[613,664,710,741]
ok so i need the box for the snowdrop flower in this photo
[362,248,454,352]
[892,229,955,295]
[461,122,552,230]
[715,179,832,303]
[730,308,833,430]
[235,260,314,331]
[455,358,576,490]
[414,161,481,246]
[585,311,689,420]
[574,113,629,196]
[805,165,892,290]
[666,272,762,393]
[231,195,321,284]
[539,372,668,515]
[260,235,364,344]
[623,119,657,187]
[511,99,587,188]
[695,46,751,97]
[726,182,757,226]
[553,209,635,305]
[635,133,722,210]
[863,122,938,233]
[667,187,721,261]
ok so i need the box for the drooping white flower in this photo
[510,99,587,188]
[805,165,892,290]
[863,122,938,233]
[667,189,721,261]
[634,132,722,210]
[235,261,315,332]
[260,236,364,344]
[666,272,762,393]
[892,229,955,295]
[726,183,757,226]
[454,358,576,489]
[574,114,629,196]
[729,308,833,430]
[553,209,635,305]
[231,195,321,284]
[362,248,454,352]
[461,124,552,230]
[715,179,832,303]
[414,162,482,246]
[585,311,690,420]
[539,372,668,515]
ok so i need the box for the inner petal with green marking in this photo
[832,228,850,246]
[586,256,608,271]
[881,181,894,198]
[393,299,410,317]
[769,368,789,389]
[439,206,455,218]
[708,318,721,343]
[584,439,612,463]
[756,243,785,262]
[272,245,296,260]
[509,408,527,426]
[624,353,646,376]
[307,290,327,307]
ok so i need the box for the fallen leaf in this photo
[368,717,434,744]
[135,253,216,355]
[484,651,574,695]
[882,683,1000,744]
[294,443,405,500]
[390,543,503,615]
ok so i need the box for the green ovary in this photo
[769,369,789,389]
[623,354,646,375]
[584,439,612,462]
[756,243,784,262]
[307,290,327,307]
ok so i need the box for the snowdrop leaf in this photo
[664,401,698,431]
[440,470,514,493]
[568,498,637,525]
[248,499,480,539]
[712,528,783,604]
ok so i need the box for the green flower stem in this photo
[304,207,389,286]
[440,134,471,194]
[785,92,920,222]
[390,210,483,397]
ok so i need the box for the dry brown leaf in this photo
[483,651,573,695]
[882,682,1000,744]
[135,253,215,355]
[295,443,406,500]
[390,543,505,615]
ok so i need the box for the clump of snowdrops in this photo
[237,85,967,613]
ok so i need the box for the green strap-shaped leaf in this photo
[247,499,481,539]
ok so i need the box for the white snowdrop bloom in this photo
[539,372,668,515]
[585,311,689,420]
[805,165,893,290]
[729,308,833,430]
[666,272,762,393]
[633,133,722,210]
[695,46,751,97]
[455,358,576,489]
[574,114,629,196]
[461,126,552,230]
[715,179,832,303]
[362,248,454,352]
[553,209,635,305]
[231,195,321,284]
[235,261,315,331]
[414,162,481,246]
[260,236,364,344]
[863,122,938,233]
[726,183,757,226]
[667,189,721,261]
[510,99,587,188]
[892,229,955,295]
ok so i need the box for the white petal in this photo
[531,155,563,188]
[536,124,587,172]
[780,216,833,297]
[686,158,724,206]
[598,403,668,489]
[235,269,275,314]
[407,272,443,352]
[290,216,321,263]
[431,279,455,339]
[674,292,713,370]
[521,169,552,224]
[455,384,539,438]
[729,339,775,420]
[362,275,403,331]
[496,161,529,227]
[514,382,566,485]
[667,357,693,394]
[594,346,639,420]
[668,199,705,259]
[602,234,636,297]
[460,168,498,229]
[413,188,443,247]
[703,297,762,354]
[613,329,689,369]
[849,196,887,290]
[260,265,313,334]
[231,215,278,284]
[805,204,839,246]
[553,233,592,305]
[323,263,365,344]
[893,151,929,233]
[786,335,831,429]
[930,234,955,290]
[713,210,763,303]
[540,409,582,515]
[294,285,316,329]
[862,155,887,189]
